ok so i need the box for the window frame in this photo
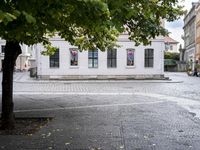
[49,48,59,68]
[107,49,117,68]
[126,49,135,67]
[88,50,98,68]
[1,45,5,53]
[70,48,79,67]
[144,48,154,68]
[170,45,173,50]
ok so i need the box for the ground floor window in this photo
[49,49,59,68]
[127,49,134,66]
[1,45,5,53]
[70,48,78,66]
[107,49,117,68]
[145,48,154,67]
[88,50,98,68]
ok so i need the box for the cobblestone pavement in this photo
[4,72,200,101]
[0,72,200,150]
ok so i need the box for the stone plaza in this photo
[0,72,200,150]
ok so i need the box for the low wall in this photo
[177,61,187,72]
[37,74,166,80]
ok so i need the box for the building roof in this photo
[164,36,179,44]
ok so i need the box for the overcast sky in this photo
[165,0,199,46]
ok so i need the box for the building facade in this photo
[183,2,199,69]
[164,36,179,53]
[196,2,200,63]
[35,34,165,80]
[0,39,31,71]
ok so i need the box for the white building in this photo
[0,39,31,71]
[34,34,165,80]
[164,36,179,53]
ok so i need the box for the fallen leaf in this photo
[47,132,51,137]
[27,134,32,136]
[144,136,148,139]
[120,145,124,149]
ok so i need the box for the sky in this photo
[165,0,199,46]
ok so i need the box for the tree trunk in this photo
[1,41,21,130]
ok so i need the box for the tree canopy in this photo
[0,0,184,130]
[0,0,184,50]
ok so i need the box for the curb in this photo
[13,79,183,84]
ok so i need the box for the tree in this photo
[0,0,183,129]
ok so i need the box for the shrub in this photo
[164,52,180,61]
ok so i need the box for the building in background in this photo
[196,1,200,64]
[183,2,199,70]
[164,36,181,72]
[34,34,165,80]
[0,33,166,80]
[0,39,31,71]
[164,36,179,53]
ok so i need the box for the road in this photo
[0,72,200,150]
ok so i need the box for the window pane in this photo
[70,49,78,66]
[107,59,112,68]
[145,60,148,67]
[170,45,173,50]
[88,59,93,68]
[111,49,117,58]
[112,59,116,67]
[94,51,98,58]
[93,59,98,68]
[145,49,149,57]
[88,51,93,58]
[149,49,153,57]
[107,50,112,58]
[149,59,153,67]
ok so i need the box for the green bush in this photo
[164,52,180,61]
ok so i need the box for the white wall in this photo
[37,35,165,79]
[0,40,31,70]
[165,43,179,53]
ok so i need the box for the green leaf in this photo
[13,10,21,17]
[4,12,17,21]
[22,11,36,24]
[41,43,58,56]
[0,0,183,47]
